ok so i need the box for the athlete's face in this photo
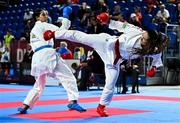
[37,10,48,22]
[141,31,149,46]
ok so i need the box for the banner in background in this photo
[10,41,27,62]
[10,40,93,62]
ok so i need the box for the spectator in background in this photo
[144,0,158,14]
[73,50,105,91]
[0,41,5,60]
[72,46,86,61]
[75,61,90,91]
[79,47,86,62]
[23,43,33,63]
[71,62,80,80]
[23,9,33,24]
[73,47,81,59]
[153,4,170,32]
[91,0,108,14]
[21,20,34,42]
[134,6,142,25]
[112,4,121,16]
[3,29,15,49]
[57,41,73,59]
[129,13,141,27]
[120,58,141,94]
[54,0,75,22]
[87,16,99,34]
[0,46,10,63]
[78,2,91,20]
[78,2,92,29]
[153,4,170,23]
[111,4,125,22]
[57,0,72,19]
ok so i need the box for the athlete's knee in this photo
[104,85,115,93]
[33,87,43,95]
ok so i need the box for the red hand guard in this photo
[146,67,156,77]
[61,53,73,59]
[96,12,110,25]
[43,30,55,41]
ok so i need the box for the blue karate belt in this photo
[35,45,52,52]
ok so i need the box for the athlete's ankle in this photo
[22,104,29,110]
[69,100,77,104]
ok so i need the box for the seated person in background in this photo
[57,41,73,59]
[153,4,170,32]
[153,4,170,23]
[129,13,141,27]
[0,41,5,60]
[1,46,10,63]
[120,58,141,94]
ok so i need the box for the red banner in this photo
[10,41,27,62]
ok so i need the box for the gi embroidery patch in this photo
[122,23,128,29]
[31,34,36,39]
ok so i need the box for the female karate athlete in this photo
[18,9,86,114]
[43,13,168,117]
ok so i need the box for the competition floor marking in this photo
[0,88,27,92]
[1,95,180,109]
[15,108,150,121]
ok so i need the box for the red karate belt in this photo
[113,39,122,65]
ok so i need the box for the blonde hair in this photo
[79,47,85,55]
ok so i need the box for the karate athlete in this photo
[43,14,168,117]
[17,9,86,114]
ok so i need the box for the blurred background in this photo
[0,0,179,91]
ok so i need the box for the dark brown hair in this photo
[33,9,44,21]
[133,30,169,56]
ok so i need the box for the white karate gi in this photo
[23,18,79,109]
[53,20,163,106]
